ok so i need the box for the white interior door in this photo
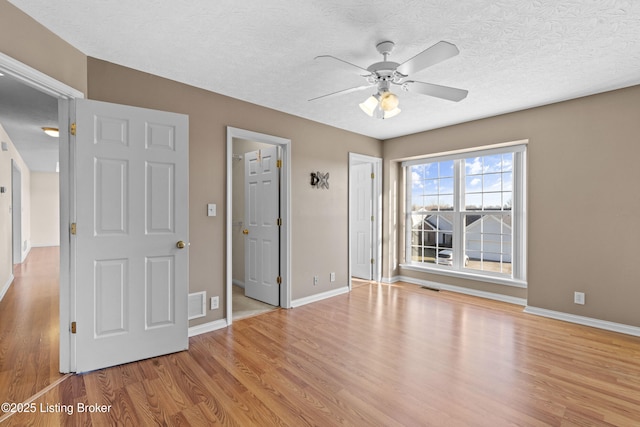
[74,98,189,373]
[244,146,279,306]
[351,162,373,280]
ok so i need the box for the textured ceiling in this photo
[6,0,640,142]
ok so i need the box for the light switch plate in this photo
[207,203,216,217]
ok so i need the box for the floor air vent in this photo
[421,286,440,292]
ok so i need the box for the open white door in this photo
[73,98,188,372]
[351,162,373,280]
[244,146,279,306]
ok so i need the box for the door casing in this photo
[226,127,291,325]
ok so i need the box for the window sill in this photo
[399,263,527,288]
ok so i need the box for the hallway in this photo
[0,247,63,410]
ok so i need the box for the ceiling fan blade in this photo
[308,84,374,102]
[396,41,460,76]
[403,81,468,102]
[314,55,372,75]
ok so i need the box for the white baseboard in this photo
[232,279,245,288]
[524,306,640,337]
[31,243,60,248]
[188,318,228,337]
[291,286,350,308]
[383,275,527,306]
[0,274,14,302]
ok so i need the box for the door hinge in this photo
[277,159,282,168]
[371,258,375,264]
[277,218,282,226]
[70,223,77,235]
[371,173,375,179]
[371,216,374,222]
[71,321,77,334]
[70,122,76,136]
[277,276,282,284]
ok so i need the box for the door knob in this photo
[176,240,186,249]
[242,229,249,235]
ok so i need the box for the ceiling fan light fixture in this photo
[379,91,399,111]
[383,107,401,119]
[42,127,59,137]
[359,94,380,117]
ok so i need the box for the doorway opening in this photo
[226,127,291,325]
[0,52,82,405]
[349,153,382,287]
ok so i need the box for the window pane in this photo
[466,176,482,193]
[439,177,454,194]
[465,157,482,175]
[424,163,437,178]
[483,173,501,192]
[424,179,438,195]
[465,194,482,210]
[502,172,513,191]
[483,193,502,210]
[439,160,454,177]
[501,153,513,172]
[424,196,438,211]
[438,194,454,211]
[410,214,455,265]
[503,192,513,210]
[464,214,512,276]
[483,155,502,173]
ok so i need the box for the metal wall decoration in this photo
[310,171,329,189]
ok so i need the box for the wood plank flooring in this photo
[0,248,63,411]
[2,249,640,425]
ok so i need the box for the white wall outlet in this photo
[211,296,219,310]
[313,276,319,286]
[207,203,217,217]
[330,272,336,282]
[574,292,585,305]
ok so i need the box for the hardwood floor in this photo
[3,251,640,425]
[0,248,64,412]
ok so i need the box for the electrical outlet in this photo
[574,292,585,305]
[330,272,335,282]
[211,296,219,310]
[313,276,319,286]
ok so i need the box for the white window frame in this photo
[402,142,527,288]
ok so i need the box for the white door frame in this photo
[226,127,291,325]
[11,160,22,264]
[348,153,382,287]
[0,52,84,373]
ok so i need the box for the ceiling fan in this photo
[309,40,468,119]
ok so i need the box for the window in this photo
[404,144,526,285]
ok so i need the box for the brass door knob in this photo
[176,241,186,249]
[242,229,249,235]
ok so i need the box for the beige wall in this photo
[383,85,640,327]
[86,58,382,325]
[0,1,87,94]
[30,172,59,247]
[0,124,31,295]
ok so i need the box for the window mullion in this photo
[453,159,464,269]
[405,167,412,265]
